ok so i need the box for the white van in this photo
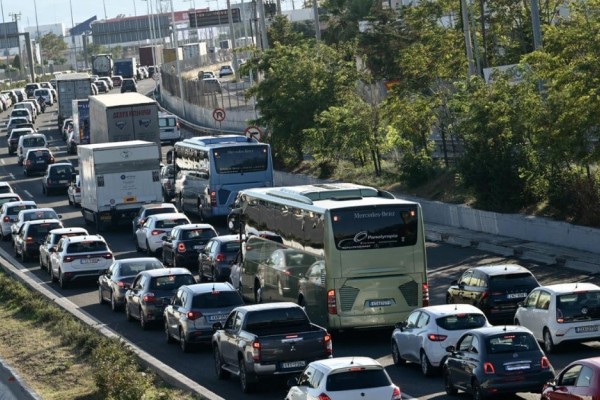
[158,112,181,144]
[13,102,37,120]
[17,133,48,165]
[33,88,53,105]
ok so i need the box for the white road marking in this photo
[9,173,14,180]
[23,190,33,198]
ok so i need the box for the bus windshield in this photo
[331,205,419,250]
[212,146,268,174]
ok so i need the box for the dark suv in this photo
[14,219,64,262]
[23,148,54,176]
[120,78,137,93]
[446,264,540,323]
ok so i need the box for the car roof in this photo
[61,234,106,243]
[118,257,162,264]
[0,193,20,199]
[534,282,600,294]
[24,219,62,226]
[142,203,177,210]
[174,223,215,230]
[235,302,301,313]
[2,201,36,209]
[418,304,486,317]
[210,234,242,242]
[308,357,382,372]
[148,212,188,220]
[183,282,236,295]
[0,182,12,187]
[49,162,73,167]
[48,227,88,235]
[467,325,532,337]
[19,207,55,213]
[138,267,192,277]
[470,264,531,276]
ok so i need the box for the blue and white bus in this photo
[169,135,273,220]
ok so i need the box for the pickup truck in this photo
[212,302,332,393]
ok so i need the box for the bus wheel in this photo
[254,283,262,304]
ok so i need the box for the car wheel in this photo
[446,293,453,304]
[98,286,105,304]
[125,303,133,322]
[172,255,178,269]
[68,195,73,206]
[21,249,28,263]
[110,292,119,312]
[51,266,58,283]
[391,341,405,366]
[443,368,458,395]
[514,318,520,325]
[42,185,46,194]
[165,321,175,344]
[239,358,256,393]
[145,240,153,256]
[59,270,68,289]
[420,350,435,377]
[472,378,486,400]
[543,328,556,354]
[213,347,230,379]
[277,278,284,296]
[179,328,190,353]
[135,237,141,252]
[254,283,262,304]
[140,307,149,330]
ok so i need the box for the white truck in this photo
[56,73,92,130]
[88,93,160,148]
[78,140,163,232]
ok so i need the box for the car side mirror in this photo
[395,321,407,331]
[446,345,456,353]
[517,301,524,307]
[161,235,167,241]
[48,248,56,253]
[287,377,299,388]
[212,322,223,332]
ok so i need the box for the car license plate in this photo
[36,160,45,164]
[367,299,394,307]
[80,258,99,264]
[281,361,305,369]
[507,293,527,299]
[576,325,599,333]
[505,363,530,371]
[194,245,204,250]
[59,180,68,184]
[207,314,227,322]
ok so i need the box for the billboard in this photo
[91,15,171,45]
[189,8,241,28]
[0,22,20,49]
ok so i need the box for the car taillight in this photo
[143,293,156,303]
[177,243,186,252]
[26,160,31,166]
[3,216,10,222]
[215,253,226,262]
[75,187,81,193]
[327,290,337,315]
[49,157,55,163]
[422,282,429,306]
[317,394,332,400]
[63,255,74,262]
[117,281,130,289]
[427,334,448,342]
[187,311,203,320]
[557,309,564,323]
[251,340,261,362]
[210,191,217,207]
[483,362,495,374]
[102,253,113,259]
[391,386,402,400]
[25,236,34,244]
[151,229,165,236]
[541,356,551,369]
[323,334,332,356]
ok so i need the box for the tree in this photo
[39,33,68,64]
[11,55,20,70]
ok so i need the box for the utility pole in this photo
[460,0,476,77]
[169,0,185,118]
[257,0,268,49]
[227,0,239,80]
[9,12,23,78]
[0,0,9,82]
[312,0,320,42]
[33,0,44,78]
[530,0,542,49]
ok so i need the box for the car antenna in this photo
[350,357,355,365]
[503,325,507,331]
[454,304,457,311]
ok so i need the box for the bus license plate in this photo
[368,299,394,307]
[281,361,305,369]
[576,325,598,333]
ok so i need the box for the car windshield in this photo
[191,291,243,308]
[118,260,163,277]
[486,332,538,353]
[150,274,195,290]
[436,313,488,330]
[557,291,600,322]
[326,369,391,391]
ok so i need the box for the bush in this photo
[400,149,438,188]
[548,169,600,226]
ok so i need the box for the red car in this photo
[542,357,600,400]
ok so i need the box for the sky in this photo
[0,0,293,30]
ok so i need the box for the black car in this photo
[14,219,64,262]
[120,78,137,93]
[42,162,75,195]
[7,129,34,155]
[443,326,555,399]
[199,234,243,282]
[23,148,55,176]
[98,257,165,311]
[160,164,176,201]
[446,264,540,323]
[161,223,218,269]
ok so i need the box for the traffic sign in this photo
[212,108,226,122]
[244,125,262,141]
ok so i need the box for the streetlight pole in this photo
[33,0,44,78]
[0,0,9,82]
[169,0,185,118]
[69,0,76,71]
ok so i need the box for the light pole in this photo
[169,0,185,118]
[33,0,44,78]
[0,0,9,81]
[184,0,198,40]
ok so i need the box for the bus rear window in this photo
[331,206,419,250]
[213,146,268,173]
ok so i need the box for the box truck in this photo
[56,73,92,130]
[69,99,90,154]
[78,140,162,231]
[113,57,137,79]
[139,45,164,67]
[88,93,160,148]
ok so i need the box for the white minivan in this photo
[33,88,53,105]
[159,112,181,144]
[17,133,48,165]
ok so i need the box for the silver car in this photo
[164,282,243,352]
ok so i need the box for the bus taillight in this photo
[210,191,217,207]
[327,290,337,314]
[422,283,429,306]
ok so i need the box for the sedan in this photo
[134,213,190,255]
[542,356,600,400]
[285,357,402,400]
[98,257,165,311]
[161,223,218,269]
[164,282,243,352]
[391,304,491,376]
[443,326,555,399]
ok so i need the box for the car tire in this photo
[125,303,133,322]
[543,328,556,354]
[443,368,458,395]
[98,286,105,304]
[42,185,46,195]
[135,237,141,253]
[110,292,119,312]
[277,278,284,296]
[472,378,486,400]
[391,341,405,366]
[165,321,175,344]
[446,293,453,304]
[179,328,190,353]
[239,358,256,393]
[59,270,68,289]
[172,255,178,269]
[51,266,58,283]
[68,195,73,206]
[145,240,153,256]
[213,347,230,379]
[140,307,149,330]
[420,350,435,377]
[254,283,262,304]
[21,249,28,263]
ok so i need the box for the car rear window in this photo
[182,229,216,240]
[489,273,538,290]
[67,241,108,253]
[146,207,176,217]
[191,291,243,308]
[557,291,600,322]
[0,197,20,205]
[245,308,309,331]
[24,211,57,221]
[119,260,163,276]
[155,218,188,228]
[0,187,13,194]
[28,223,62,238]
[150,274,195,290]
[221,241,241,254]
[7,205,35,214]
[326,369,391,391]
[486,332,538,353]
[436,313,487,330]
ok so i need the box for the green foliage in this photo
[12,55,20,69]
[39,33,68,63]
[399,148,438,188]
[547,168,600,226]
[268,15,307,46]
[321,0,374,44]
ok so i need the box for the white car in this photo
[11,208,61,243]
[0,201,37,240]
[67,175,81,206]
[0,182,15,194]
[39,227,89,274]
[50,234,114,289]
[134,212,190,255]
[514,282,600,353]
[285,357,402,400]
[0,193,22,210]
[131,202,179,237]
[391,304,491,376]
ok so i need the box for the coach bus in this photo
[229,183,428,330]
[169,135,273,220]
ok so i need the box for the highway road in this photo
[2,83,600,400]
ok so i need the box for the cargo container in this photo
[56,73,92,130]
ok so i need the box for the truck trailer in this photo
[113,57,137,79]
[88,93,160,148]
[139,45,164,67]
[78,140,162,231]
[56,73,92,130]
